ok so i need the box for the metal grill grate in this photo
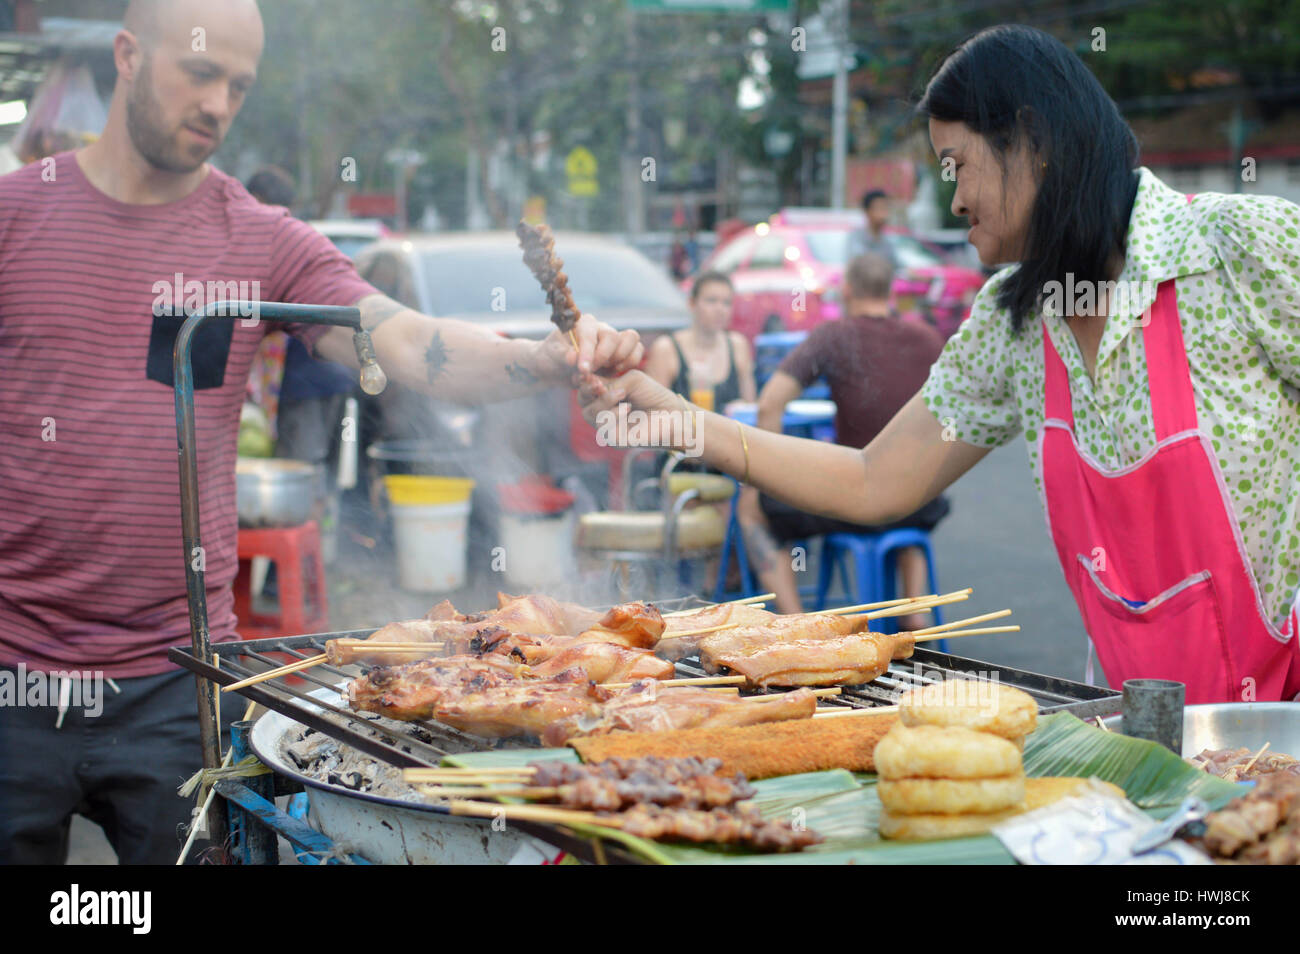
[169,598,1120,770]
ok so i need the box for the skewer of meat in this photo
[656,602,778,662]
[700,610,1017,688]
[327,595,664,667]
[540,681,818,746]
[446,798,822,851]
[516,221,581,350]
[412,770,757,811]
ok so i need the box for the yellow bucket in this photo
[383,474,476,507]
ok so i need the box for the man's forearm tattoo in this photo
[425,332,450,383]
[505,362,537,386]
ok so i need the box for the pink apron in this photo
[1040,272,1300,704]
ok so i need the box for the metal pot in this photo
[1101,702,1300,757]
[236,457,321,528]
[250,687,539,864]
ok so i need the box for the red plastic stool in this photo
[234,521,329,639]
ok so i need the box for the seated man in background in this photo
[737,253,950,625]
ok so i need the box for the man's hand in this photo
[538,312,643,386]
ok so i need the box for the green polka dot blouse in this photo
[922,167,1300,629]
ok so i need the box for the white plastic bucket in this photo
[389,499,472,592]
[500,510,576,587]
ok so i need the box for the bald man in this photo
[0,0,641,864]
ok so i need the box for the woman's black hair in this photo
[916,25,1140,335]
[690,269,733,300]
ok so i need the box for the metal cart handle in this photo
[172,300,384,778]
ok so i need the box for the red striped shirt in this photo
[0,152,376,676]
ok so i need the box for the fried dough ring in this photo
[873,724,1022,780]
[877,774,1026,815]
[898,680,1037,739]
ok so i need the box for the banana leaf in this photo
[441,712,1243,864]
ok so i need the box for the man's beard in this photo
[125,56,220,173]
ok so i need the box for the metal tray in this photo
[1101,702,1300,757]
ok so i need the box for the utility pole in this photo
[829,0,849,208]
[623,8,645,234]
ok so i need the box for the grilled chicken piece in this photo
[329,596,661,666]
[577,601,666,649]
[541,682,817,745]
[433,673,612,739]
[347,654,527,720]
[697,614,856,673]
[490,593,664,648]
[491,592,587,636]
[706,631,901,688]
[657,603,776,662]
[528,642,675,683]
[425,599,467,622]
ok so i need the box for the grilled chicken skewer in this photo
[699,609,1015,688]
[325,595,664,666]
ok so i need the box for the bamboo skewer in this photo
[338,647,449,655]
[598,674,746,690]
[222,653,327,692]
[405,766,536,781]
[812,704,899,717]
[657,622,740,640]
[334,640,447,648]
[416,785,553,800]
[907,609,1013,638]
[663,593,775,617]
[1241,741,1271,774]
[911,625,1020,642]
[823,587,973,617]
[448,798,623,829]
[860,592,973,621]
[745,687,841,701]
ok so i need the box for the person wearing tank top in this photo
[644,271,755,412]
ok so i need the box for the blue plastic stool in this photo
[814,528,948,650]
[711,479,759,601]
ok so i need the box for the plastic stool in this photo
[814,528,947,649]
[234,521,329,639]
[712,479,759,602]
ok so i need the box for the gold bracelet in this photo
[736,421,750,485]
[675,393,694,454]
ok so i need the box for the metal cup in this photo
[1120,679,1185,753]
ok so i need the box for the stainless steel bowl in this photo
[235,457,321,528]
[1102,702,1300,758]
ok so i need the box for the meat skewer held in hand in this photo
[516,221,580,350]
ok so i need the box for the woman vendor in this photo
[581,25,1300,704]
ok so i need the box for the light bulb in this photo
[360,362,388,395]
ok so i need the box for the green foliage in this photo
[444,712,1243,864]
[220,1,1300,229]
